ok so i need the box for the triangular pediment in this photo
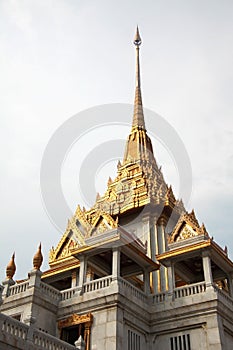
[169,210,209,243]
[49,218,86,264]
[88,211,118,237]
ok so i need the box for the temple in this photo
[1,28,233,350]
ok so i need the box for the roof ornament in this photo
[6,253,16,279]
[134,25,142,46]
[132,26,145,130]
[33,243,43,270]
[123,27,156,166]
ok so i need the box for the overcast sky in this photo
[0,0,233,281]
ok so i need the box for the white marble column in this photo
[167,261,175,294]
[142,216,150,252]
[157,218,167,254]
[143,269,150,294]
[202,253,213,288]
[86,267,94,283]
[112,248,121,280]
[71,270,79,287]
[78,255,87,288]
[227,273,233,297]
[152,221,159,293]
[157,218,168,292]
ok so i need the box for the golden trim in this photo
[42,261,80,279]
[158,239,233,268]
[58,313,93,329]
[157,240,211,260]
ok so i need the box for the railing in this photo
[0,313,76,350]
[3,280,60,302]
[153,292,166,303]
[83,275,113,293]
[1,315,27,340]
[118,277,147,303]
[61,286,79,301]
[213,284,233,308]
[33,329,76,350]
[8,281,29,296]
[40,282,61,302]
[174,282,206,298]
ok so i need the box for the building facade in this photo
[1,28,233,350]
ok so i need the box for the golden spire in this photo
[123,27,155,165]
[132,26,145,130]
[6,253,16,279]
[33,243,43,270]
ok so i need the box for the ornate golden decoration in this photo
[47,26,184,273]
[58,313,93,329]
[169,210,209,243]
[49,216,85,264]
[88,211,118,237]
[157,240,212,260]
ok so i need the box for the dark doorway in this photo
[61,324,85,345]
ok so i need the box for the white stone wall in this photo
[123,324,147,350]
[153,327,207,350]
[224,329,233,350]
[91,307,120,350]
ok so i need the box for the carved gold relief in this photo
[169,210,209,243]
[58,313,93,329]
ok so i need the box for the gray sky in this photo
[0,0,233,281]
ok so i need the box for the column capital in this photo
[112,246,121,253]
[202,250,211,258]
[157,216,167,227]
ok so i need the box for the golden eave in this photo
[42,260,80,279]
[157,240,211,261]
[157,239,233,268]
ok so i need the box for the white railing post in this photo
[24,312,36,350]
[2,278,15,298]
[28,269,42,288]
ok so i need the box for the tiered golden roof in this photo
[48,27,184,267]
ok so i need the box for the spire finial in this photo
[134,26,142,47]
[33,243,43,270]
[123,28,155,165]
[132,26,145,129]
[6,253,16,279]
